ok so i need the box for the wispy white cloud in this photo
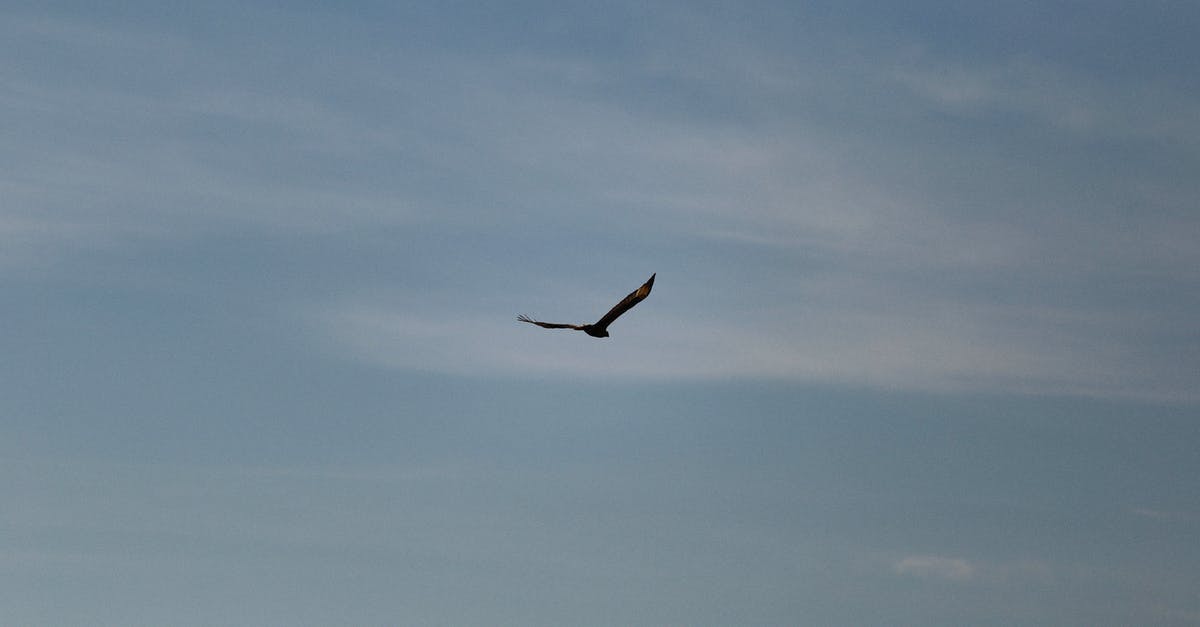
[889,54,1200,143]
[1133,507,1174,521]
[889,553,1060,591]
[1155,606,1200,624]
[312,284,1199,402]
[1131,507,1200,523]
[5,5,1198,401]
[893,555,975,581]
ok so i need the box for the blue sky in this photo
[3,1,1198,624]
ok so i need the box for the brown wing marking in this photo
[592,273,655,331]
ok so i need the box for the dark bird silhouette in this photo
[518,273,655,338]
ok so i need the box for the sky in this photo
[2,1,1198,624]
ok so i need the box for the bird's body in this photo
[518,273,655,338]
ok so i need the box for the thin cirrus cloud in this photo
[304,38,1198,400]
[5,5,1198,402]
[891,555,1059,587]
[893,555,976,582]
[313,286,1195,403]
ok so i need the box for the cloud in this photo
[1133,507,1173,521]
[893,555,975,582]
[889,56,1200,142]
[1131,508,1200,522]
[1,14,418,263]
[1156,606,1200,624]
[311,285,1200,403]
[7,5,1198,402]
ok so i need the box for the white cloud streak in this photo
[6,6,1198,400]
[893,555,975,581]
[313,276,1198,401]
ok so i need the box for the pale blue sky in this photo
[3,2,1199,625]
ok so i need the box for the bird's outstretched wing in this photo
[593,273,655,331]
[517,314,586,330]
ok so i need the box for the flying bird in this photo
[518,273,655,338]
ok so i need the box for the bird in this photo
[518,273,655,338]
